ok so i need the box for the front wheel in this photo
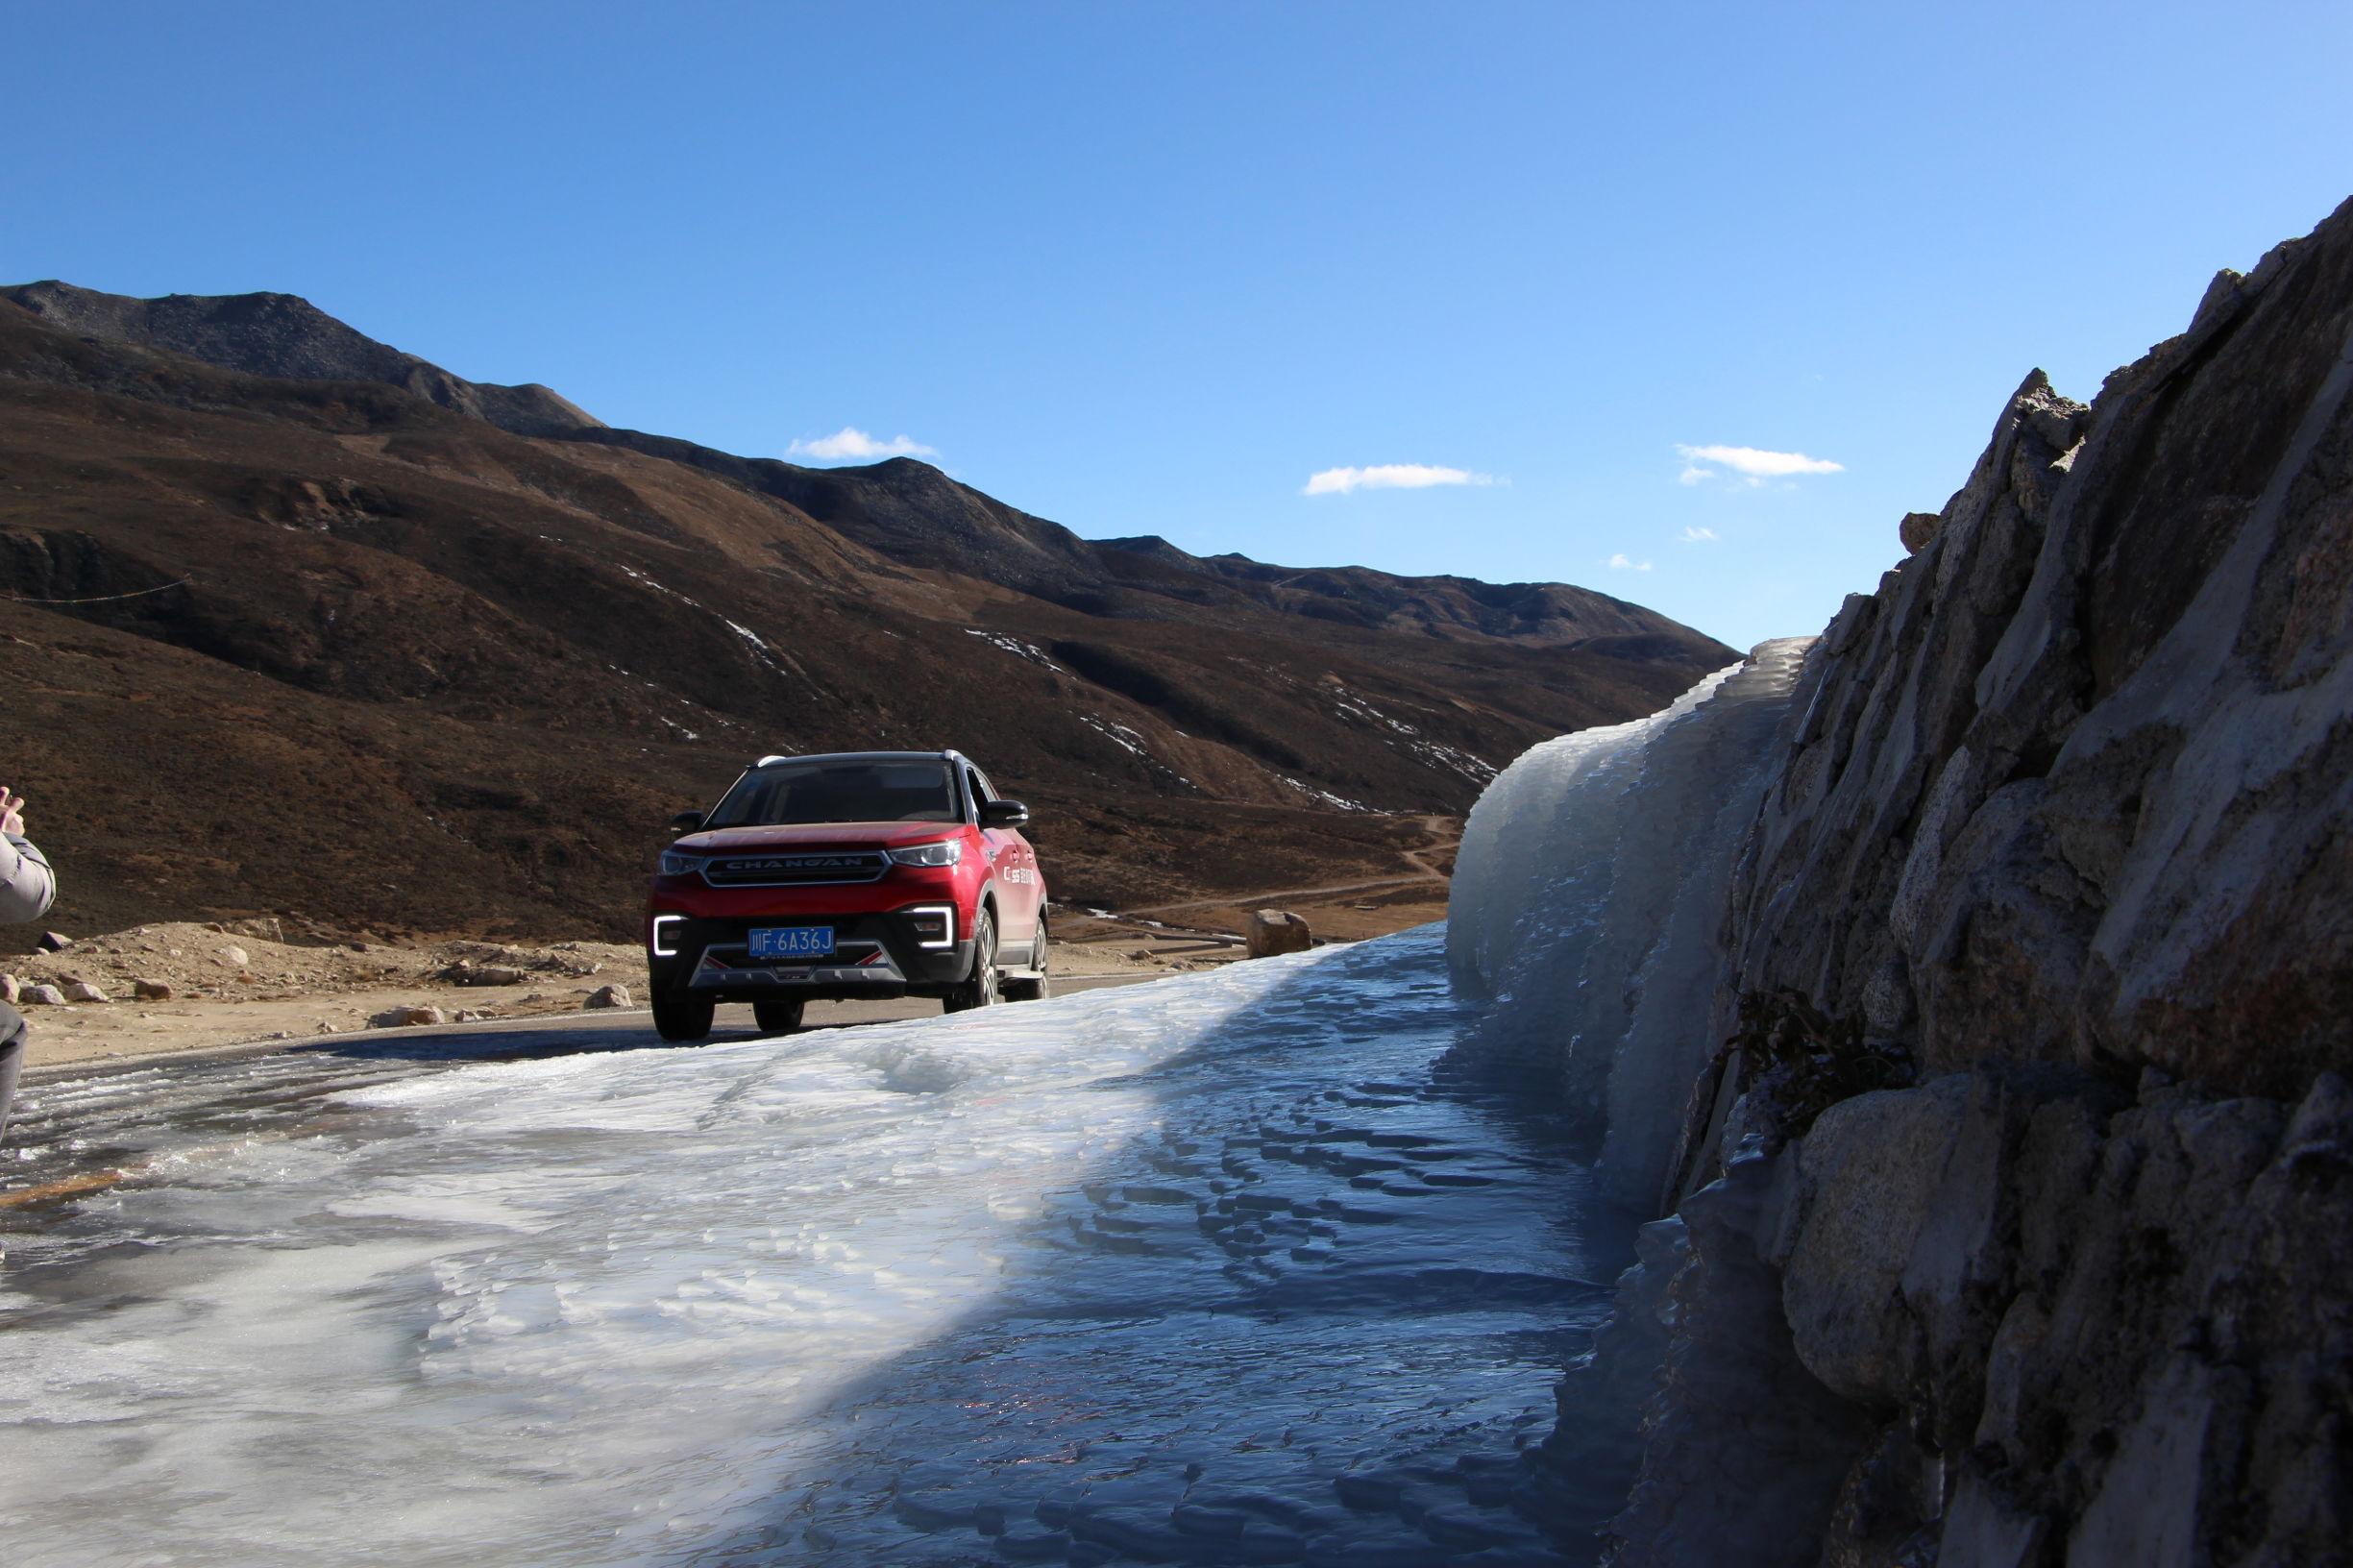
[753,999,804,1034]
[1002,913,1052,1002]
[942,909,999,1013]
[652,990,715,1042]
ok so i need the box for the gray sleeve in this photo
[0,834,56,923]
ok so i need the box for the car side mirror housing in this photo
[980,799,1030,828]
[671,810,706,833]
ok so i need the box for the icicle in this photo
[1448,639,1811,1204]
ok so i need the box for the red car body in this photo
[643,750,1047,1039]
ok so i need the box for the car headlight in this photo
[888,838,964,868]
[658,850,702,876]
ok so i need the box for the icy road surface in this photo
[0,928,1627,1566]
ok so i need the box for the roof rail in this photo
[748,749,961,769]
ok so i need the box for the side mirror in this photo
[670,810,706,833]
[979,799,1030,828]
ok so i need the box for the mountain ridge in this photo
[2,279,603,438]
[7,280,1703,649]
[0,281,1730,942]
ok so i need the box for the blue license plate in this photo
[748,925,835,960]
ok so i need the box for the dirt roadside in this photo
[5,822,1458,1074]
[3,918,1212,1072]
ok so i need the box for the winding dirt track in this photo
[1116,813,1461,919]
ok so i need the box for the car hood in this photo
[676,821,967,853]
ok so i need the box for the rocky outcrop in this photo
[1598,1065,2352,1567]
[1556,197,2353,1566]
[1703,196,2353,1111]
[1245,909,1313,957]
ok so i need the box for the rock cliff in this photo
[1559,196,2353,1564]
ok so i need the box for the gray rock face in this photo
[1715,193,2353,1109]
[1581,1064,2353,1568]
[1790,1068,2348,1566]
[1562,197,2353,1567]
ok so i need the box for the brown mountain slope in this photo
[0,286,1731,944]
[6,280,1696,647]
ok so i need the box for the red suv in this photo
[644,750,1049,1041]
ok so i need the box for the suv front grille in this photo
[701,851,890,887]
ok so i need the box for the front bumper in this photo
[646,909,974,1001]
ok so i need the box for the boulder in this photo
[20,984,65,1006]
[1898,510,1943,553]
[62,980,110,1004]
[0,973,15,1005]
[1245,910,1312,958]
[368,1004,445,1029]
[218,943,250,968]
[37,931,70,952]
[585,984,631,1009]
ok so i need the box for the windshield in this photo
[704,759,962,827]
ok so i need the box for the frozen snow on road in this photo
[0,928,1624,1565]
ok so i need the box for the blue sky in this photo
[8,2,2348,649]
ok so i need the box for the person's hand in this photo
[0,786,23,838]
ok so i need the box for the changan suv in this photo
[644,750,1049,1041]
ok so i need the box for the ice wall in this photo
[1447,639,1810,1207]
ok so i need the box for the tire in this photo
[1002,913,1052,1002]
[942,908,1000,1013]
[652,990,715,1042]
[753,999,804,1034]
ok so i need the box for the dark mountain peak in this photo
[3,278,1727,658]
[1098,535,1203,567]
[0,280,603,438]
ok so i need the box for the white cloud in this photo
[788,427,940,461]
[1676,444,1844,486]
[1680,526,1719,543]
[1605,552,1654,572]
[1303,463,1499,496]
